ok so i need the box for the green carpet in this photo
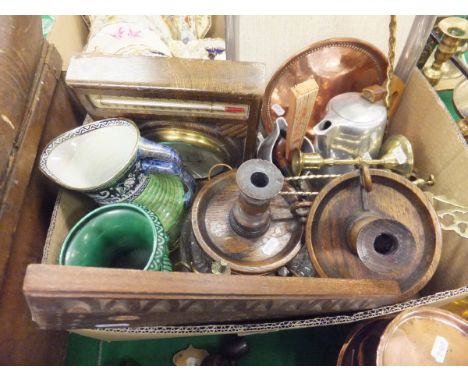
[66,324,352,366]
[439,89,462,122]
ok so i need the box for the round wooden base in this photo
[306,169,442,300]
[192,170,302,274]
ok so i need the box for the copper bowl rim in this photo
[375,306,468,366]
[261,37,389,134]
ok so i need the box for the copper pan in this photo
[337,318,391,366]
[262,38,389,136]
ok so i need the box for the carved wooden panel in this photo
[24,264,402,330]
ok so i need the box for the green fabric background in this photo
[66,325,352,366]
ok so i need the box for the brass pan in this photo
[141,121,242,179]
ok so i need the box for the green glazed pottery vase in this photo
[59,203,172,272]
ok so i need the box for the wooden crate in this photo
[0,16,85,364]
[24,191,401,330]
[22,70,468,340]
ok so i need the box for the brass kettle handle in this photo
[207,163,233,181]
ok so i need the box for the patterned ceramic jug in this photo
[39,118,195,241]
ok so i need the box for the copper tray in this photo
[262,38,388,135]
[376,307,468,366]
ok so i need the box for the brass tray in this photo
[141,121,242,179]
[261,38,388,135]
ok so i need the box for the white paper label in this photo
[431,335,449,363]
[95,323,130,328]
[362,152,372,161]
[186,357,202,366]
[272,103,285,116]
[263,238,279,256]
[392,146,407,165]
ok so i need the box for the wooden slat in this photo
[66,55,265,95]
[0,16,44,193]
[0,42,62,284]
[0,78,85,365]
[23,264,401,330]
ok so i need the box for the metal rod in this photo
[285,174,341,181]
[394,16,437,83]
[224,15,238,60]
[279,191,319,196]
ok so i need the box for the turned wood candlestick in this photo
[305,169,442,300]
[346,212,416,277]
[229,160,284,238]
[192,159,302,274]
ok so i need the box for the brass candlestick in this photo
[458,117,468,140]
[423,17,468,86]
[291,135,414,176]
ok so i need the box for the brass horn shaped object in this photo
[291,135,414,176]
[423,17,468,86]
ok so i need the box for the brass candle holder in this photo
[291,135,414,176]
[423,17,468,86]
[458,117,468,140]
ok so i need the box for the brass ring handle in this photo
[290,200,313,218]
[207,163,233,181]
[360,165,373,192]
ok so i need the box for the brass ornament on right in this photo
[423,16,468,86]
[291,134,414,177]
